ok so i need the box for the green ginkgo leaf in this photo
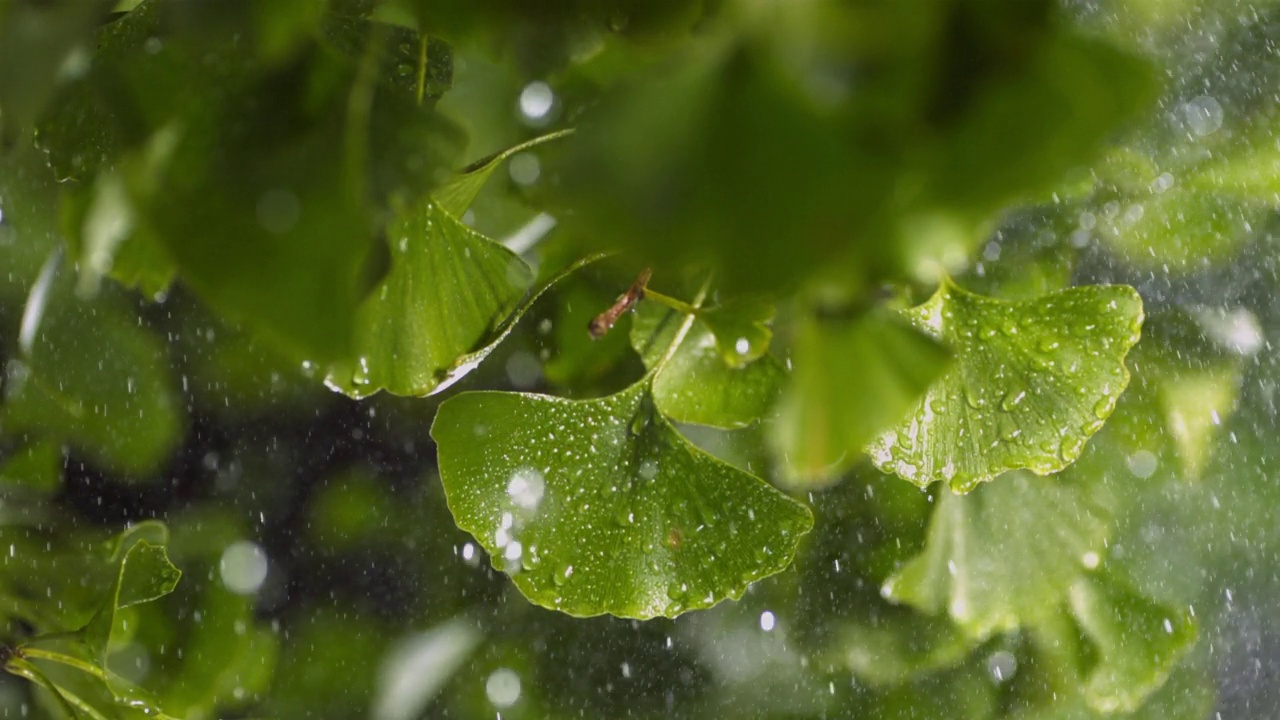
[433,129,574,218]
[324,199,533,398]
[631,301,784,429]
[869,280,1143,492]
[882,472,1108,638]
[1069,573,1197,714]
[431,381,813,619]
[771,310,951,485]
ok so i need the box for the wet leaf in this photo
[1068,574,1197,714]
[631,301,784,429]
[324,200,533,398]
[869,281,1143,492]
[771,311,951,485]
[69,522,183,714]
[84,523,181,654]
[882,472,1108,638]
[1091,188,1266,271]
[1157,364,1240,480]
[431,382,813,619]
[830,612,974,687]
[433,128,574,218]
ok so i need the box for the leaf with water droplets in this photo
[1068,573,1197,714]
[771,311,951,485]
[882,472,1108,638]
[324,199,533,398]
[630,301,784,429]
[869,280,1143,492]
[431,382,813,619]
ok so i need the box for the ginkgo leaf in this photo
[324,199,533,398]
[1068,574,1197,714]
[631,301,784,429]
[881,471,1109,638]
[869,281,1143,492]
[433,129,574,218]
[431,381,813,619]
[771,310,951,485]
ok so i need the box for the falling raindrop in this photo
[485,668,522,708]
[219,541,268,595]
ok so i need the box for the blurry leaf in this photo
[60,128,181,299]
[324,200,533,398]
[434,128,574,217]
[771,311,951,485]
[1090,188,1265,271]
[320,12,452,103]
[156,575,279,716]
[883,472,1108,638]
[558,38,887,292]
[869,281,1143,492]
[266,606,393,720]
[1068,574,1197,713]
[3,271,183,477]
[1157,364,1240,479]
[830,611,974,687]
[0,440,61,493]
[431,382,813,619]
[925,34,1155,214]
[542,276,642,395]
[372,615,482,720]
[631,301,784,429]
[0,0,114,143]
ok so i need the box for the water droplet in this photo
[485,668,522,708]
[999,389,1026,411]
[986,650,1017,684]
[1181,95,1224,137]
[507,467,546,511]
[1093,397,1113,419]
[519,81,555,122]
[638,458,659,481]
[1127,450,1158,479]
[759,611,776,631]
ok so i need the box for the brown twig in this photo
[588,268,652,339]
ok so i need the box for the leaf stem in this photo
[641,288,699,316]
[20,647,108,681]
[650,277,712,378]
[416,35,428,106]
[4,656,84,719]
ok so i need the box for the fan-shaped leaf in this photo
[771,311,951,484]
[324,200,533,398]
[1069,574,1197,714]
[882,472,1108,638]
[869,281,1143,492]
[431,382,813,619]
[630,301,784,429]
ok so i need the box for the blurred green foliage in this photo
[2,0,1279,718]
